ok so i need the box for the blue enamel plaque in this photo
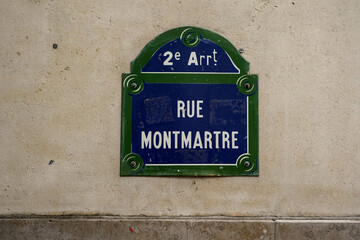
[121,27,258,176]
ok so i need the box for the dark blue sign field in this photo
[142,38,240,73]
[132,83,248,165]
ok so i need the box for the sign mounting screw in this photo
[244,83,251,89]
[131,82,137,89]
[238,48,244,54]
[244,161,251,167]
[130,161,136,168]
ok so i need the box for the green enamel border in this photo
[121,26,258,176]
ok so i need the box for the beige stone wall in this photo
[0,0,359,217]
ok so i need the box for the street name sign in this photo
[121,27,258,176]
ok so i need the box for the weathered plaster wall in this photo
[0,0,359,217]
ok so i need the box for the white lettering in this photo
[187,52,198,66]
[200,55,205,65]
[187,100,195,118]
[193,131,203,149]
[222,131,230,149]
[232,131,238,149]
[174,52,180,60]
[181,131,192,148]
[197,100,203,118]
[213,49,217,62]
[207,55,212,65]
[140,131,242,150]
[141,131,152,149]
[177,100,185,118]
[153,131,162,149]
[177,100,203,118]
[163,131,171,149]
[173,131,180,149]
[204,131,212,149]
[213,131,221,149]
[163,51,173,66]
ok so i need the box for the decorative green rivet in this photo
[237,75,257,96]
[121,153,144,174]
[236,154,256,173]
[180,28,201,48]
[244,161,251,168]
[123,74,144,95]
[130,161,137,168]
[131,82,137,89]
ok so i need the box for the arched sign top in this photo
[131,26,250,75]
